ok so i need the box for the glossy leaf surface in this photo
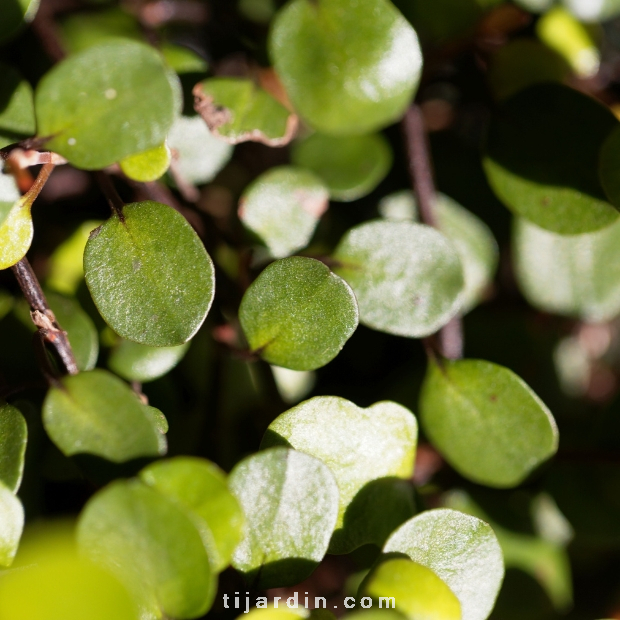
[239,257,358,370]
[35,41,179,170]
[140,456,244,572]
[263,396,417,553]
[43,369,166,462]
[483,83,619,234]
[384,509,504,620]
[109,339,189,383]
[420,358,558,488]
[0,481,23,567]
[77,479,215,619]
[84,201,215,347]
[0,194,34,270]
[239,166,328,258]
[194,78,297,146]
[269,0,422,135]
[0,403,27,493]
[291,133,392,201]
[119,143,171,182]
[333,220,463,338]
[229,447,339,588]
[0,64,36,148]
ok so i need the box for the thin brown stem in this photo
[95,172,125,221]
[402,103,464,360]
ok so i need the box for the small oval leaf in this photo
[0,63,36,148]
[119,143,171,182]
[0,481,24,567]
[0,402,27,493]
[239,257,358,370]
[109,339,189,383]
[229,447,340,588]
[0,195,33,270]
[84,201,215,347]
[42,369,167,462]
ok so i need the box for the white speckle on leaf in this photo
[105,88,118,100]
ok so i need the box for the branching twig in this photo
[402,104,464,360]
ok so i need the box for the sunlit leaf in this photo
[239,166,328,258]
[0,480,23,567]
[43,369,166,462]
[77,479,215,619]
[35,40,179,170]
[229,447,340,588]
[269,0,422,135]
[333,220,464,338]
[109,339,189,383]
[119,143,171,182]
[0,64,36,148]
[84,201,215,347]
[291,133,392,201]
[140,456,244,572]
[0,194,34,270]
[384,509,504,620]
[0,403,27,493]
[561,0,620,21]
[263,396,417,554]
[0,172,20,228]
[239,257,358,370]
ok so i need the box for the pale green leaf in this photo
[0,64,36,148]
[229,447,340,588]
[0,172,20,229]
[0,403,27,493]
[262,396,417,553]
[140,456,244,572]
[384,509,504,620]
[77,479,215,619]
[0,194,34,270]
[239,257,358,370]
[42,369,166,462]
[84,201,215,347]
[239,166,328,258]
[269,0,422,135]
[420,358,558,488]
[109,339,189,383]
[291,133,392,202]
[0,480,23,567]
[161,43,208,74]
[119,143,171,182]
[333,220,464,338]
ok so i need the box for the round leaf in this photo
[167,115,233,185]
[384,509,504,620]
[0,402,27,493]
[0,481,23,567]
[0,173,20,227]
[269,0,422,135]
[109,339,189,383]
[193,77,298,146]
[420,358,558,488]
[333,220,464,338]
[483,83,619,234]
[119,143,171,182]
[239,257,358,370]
[42,369,167,462]
[140,456,244,572]
[35,40,179,170]
[77,479,215,619]
[84,201,215,347]
[262,396,417,553]
[229,447,340,588]
[513,216,620,322]
[239,166,329,258]
[0,194,34,270]
[360,558,461,620]
[0,64,36,148]
[291,133,393,201]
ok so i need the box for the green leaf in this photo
[108,339,189,383]
[262,396,417,554]
[193,77,298,146]
[239,0,276,23]
[42,369,166,462]
[360,558,461,620]
[333,220,464,338]
[513,216,620,322]
[47,293,99,371]
[0,64,36,148]
[0,193,34,270]
[0,480,24,567]
[269,0,422,135]
[77,479,215,619]
[0,524,138,620]
[119,143,171,182]
[239,257,358,371]
[420,358,558,488]
[291,133,393,202]
[0,172,20,228]
[140,456,245,572]
[384,508,504,620]
[58,7,143,54]
[167,115,233,185]
[161,43,209,74]
[0,0,39,43]
[35,40,179,170]
[483,83,619,234]
[228,447,340,588]
[0,403,27,493]
[239,166,329,258]
[84,201,215,347]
